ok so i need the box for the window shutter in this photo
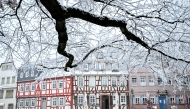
[132,95,136,104]
[63,97,66,106]
[110,96,113,105]
[29,98,31,106]
[140,95,143,104]
[57,97,59,106]
[50,98,52,106]
[35,98,37,106]
[176,95,179,104]
[74,96,78,105]
[23,99,25,107]
[87,95,89,105]
[17,99,20,107]
[168,95,171,104]
[156,95,158,104]
[127,95,129,105]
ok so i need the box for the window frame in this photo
[19,99,24,107]
[89,95,96,105]
[25,83,30,91]
[132,77,137,86]
[31,82,35,91]
[41,81,46,90]
[120,95,126,105]
[89,77,95,87]
[25,98,29,107]
[6,90,14,98]
[149,76,154,86]
[120,77,126,87]
[59,80,63,89]
[111,77,117,87]
[20,84,24,92]
[102,77,108,86]
[78,96,83,105]
[6,77,10,84]
[78,77,84,87]
[135,95,140,104]
[20,73,23,78]
[59,97,66,106]
[140,76,146,86]
[31,98,36,106]
[52,98,57,106]
[52,80,56,89]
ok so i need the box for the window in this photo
[113,96,116,104]
[166,77,172,85]
[31,82,35,90]
[25,99,29,107]
[120,95,126,105]
[89,77,95,87]
[59,97,66,106]
[111,77,117,87]
[96,51,104,59]
[6,77,10,84]
[20,84,24,91]
[6,90,13,98]
[135,95,140,104]
[149,76,154,86]
[31,70,34,77]
[83,64,89,71]
[150,95,155,104]
[170,95,175,104]
[52,80,56,89]
[31,98,36,106]
[1,64,12,71]
[1,77,5,85]
[140,77,146,86]
[20,73,23,78]
[183,76,189,85]
[175,75,180,84]
[8,104,13,109]
[25,71,29,77]
[26,83,30,91]
[41,81,46,90]
[52,98,57,106]
[157,77,163,86]
[89,95,96,105]
[143,95,147,104]
[120,77,126,87]
[179,95,183,104]
[12,76,15,83]
[132,77,137,86]
[78,96,83,105]
[99,63,105,70]
[19,99,24,107]
[102,77,108,86]
[0,90,3,99]
[78,77,84,87]
[59,80,63,88]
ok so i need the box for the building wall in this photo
[128,70,190,109]
[17,76,73,109]
[0,62,17,109]
[72,72,129,109]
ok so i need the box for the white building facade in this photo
[0,62,17,109]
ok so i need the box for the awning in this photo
[0,102,4,106]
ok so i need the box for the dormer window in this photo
[20,73,23,78]
[25,70,29,77]
[31,70,34,77]
[95,63,105,71]
[111,51,117,59]
[83,64,89,71]
[96,51,104,59]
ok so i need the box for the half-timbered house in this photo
[72,50,129,109]
[16,65,73,109]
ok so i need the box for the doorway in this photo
[102,95,109,109]
[159,95,167,109]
